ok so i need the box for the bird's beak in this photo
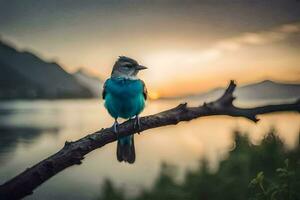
[136,65,147,70]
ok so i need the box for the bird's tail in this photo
[117,135,135,164]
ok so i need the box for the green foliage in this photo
[97,179,125,200]
[249,159,299,200]
[97,129,300,200]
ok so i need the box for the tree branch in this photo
[0,80,299,200]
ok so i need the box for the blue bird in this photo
[102,56,147,164]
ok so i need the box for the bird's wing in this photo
[140,79,148,100]
[102,80,107,99]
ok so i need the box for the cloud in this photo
[142,22,300,88]
[217,22,300,50]
[201,22,300,63]
[144,21,300,65]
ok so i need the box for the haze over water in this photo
[0,99,299,200]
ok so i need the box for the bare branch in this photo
[0,80,299,200]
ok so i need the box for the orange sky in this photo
[140,22,300,96]
[1,1,300,97]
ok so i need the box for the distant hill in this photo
[0,40,94,100]
[171,80,300,102]
[236,80,300,101]
[73,69,103,97]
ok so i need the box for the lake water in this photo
[0,99,299,200]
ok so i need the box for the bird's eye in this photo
[123,64,131,68]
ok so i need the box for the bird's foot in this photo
[134,115,141,134]
[112,119,119,138]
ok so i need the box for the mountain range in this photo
[172,80,300,103]
[0,40,102,100]
[0,39,299,101]
[73,69,103,97]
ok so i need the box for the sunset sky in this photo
[1,0,300,97]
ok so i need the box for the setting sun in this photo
[148,90,161,100]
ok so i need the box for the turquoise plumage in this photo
[104,77,146,119]
[103,56,147,164]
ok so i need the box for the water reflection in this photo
[0,99,299,200]
[0,126,59,164]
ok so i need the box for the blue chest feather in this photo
[104,78,145,119]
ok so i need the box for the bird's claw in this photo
[112,120,119,138]
[134,116,141,134]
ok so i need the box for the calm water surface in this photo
[0,99,299,200]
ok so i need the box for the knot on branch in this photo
[88,133,100,142]
[247,115,260,123]
[71,159,82,165]
[176,103,188,111]
[95,128,104,134]
[203,102,215,111]
[64,141,73,147]
[69,154,84,165]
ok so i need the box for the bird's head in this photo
[111,56,147,79]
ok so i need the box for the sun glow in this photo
[148,91,161,100]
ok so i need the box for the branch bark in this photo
[0,80,299,199]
